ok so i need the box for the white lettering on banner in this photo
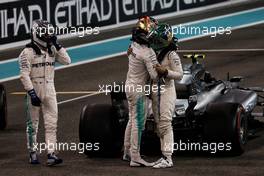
[1,10,4,38]
[123,0,134,15]
[124,0,165,16]
[54,0,82,27]
[122,0,138,15]
[141,0,174,14]
[15,8,29,36]
[64,0,76,26]
[28,5,43,28]
[184,0,192,4]
[135,0,138,14]
[0,0,176,41]
[88,0,100,23]
[0,0,227,47]
[142,0,147,13]
[55,2,69,27]
[4,9,17,38]
[77,0,89,25]
[46,0,50,22]
[183,0,206,5]
[101,0,112,21]
[55,0,113,26]
[151,0,163,11]
[164,0,174,8]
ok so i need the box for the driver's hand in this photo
[154,65,168,77]
[127,47,133,56]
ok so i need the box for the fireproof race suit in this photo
[151,50,183,159]
[124,41,158,161]
[19,44,71,154]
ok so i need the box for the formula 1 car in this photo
[79,54,264,156]
[0,84,7,130]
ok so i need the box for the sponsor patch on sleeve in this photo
[169,51,180,65]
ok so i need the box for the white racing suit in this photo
[124,42,158,161]
[151,51,183,159]
[19,44,71,154]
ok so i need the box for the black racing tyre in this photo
[0,84,7,130]
[204,103,248,155]
[79,104,122,157]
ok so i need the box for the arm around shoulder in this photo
[143,48,158,80]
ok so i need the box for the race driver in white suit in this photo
[123,16,162,167]
[18,20,71,166]
[150,23,183,168]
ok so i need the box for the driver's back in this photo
[126,42,158,87]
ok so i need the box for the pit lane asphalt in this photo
[1,5,264,176]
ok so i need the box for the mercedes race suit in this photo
[19,44,71,154]
[124,41,158,162]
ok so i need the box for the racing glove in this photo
[127,45,132,56]
[154,65,168,78]
[28,89,41,107]
[50,35,62,51]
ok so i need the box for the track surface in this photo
[1,2,264,176]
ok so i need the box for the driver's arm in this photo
[19,48,34,91]
[167,51,183,80]
[143,48,158,80]
[55,48,71,65]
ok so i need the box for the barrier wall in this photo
[0,0,229,49]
